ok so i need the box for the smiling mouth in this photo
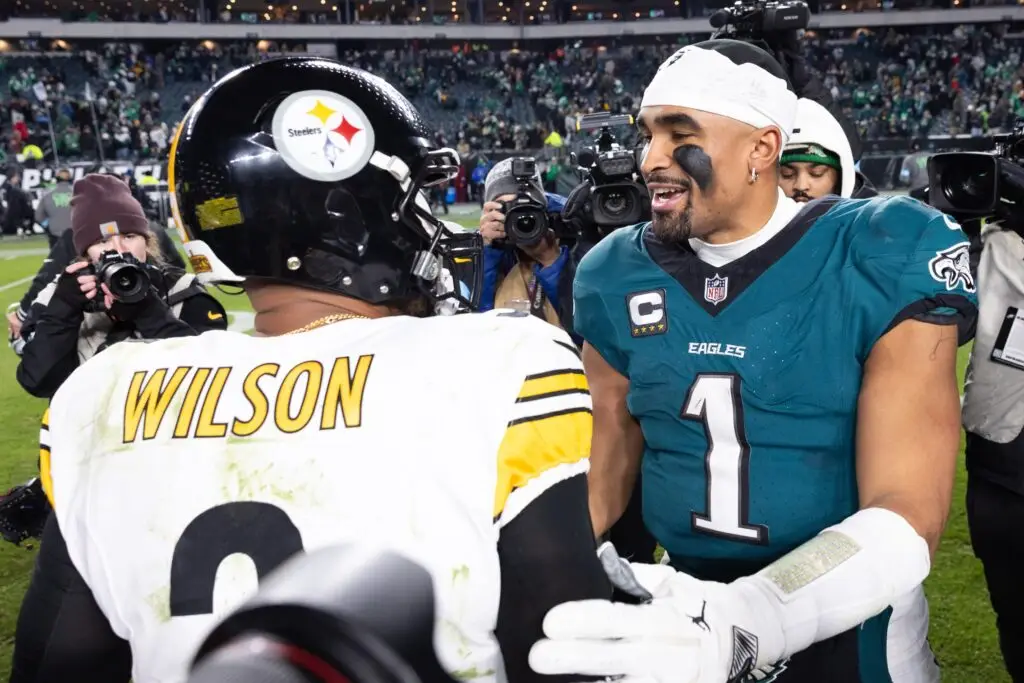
[650,185,689,213]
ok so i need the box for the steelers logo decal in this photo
[271,89,376,182]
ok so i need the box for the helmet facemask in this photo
[392,146,483,315]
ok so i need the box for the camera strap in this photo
[166,276,206,307]
[523,270,548,321]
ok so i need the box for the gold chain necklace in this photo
[285,313,369,335]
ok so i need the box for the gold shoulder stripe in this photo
[518,369,588,402]
[39,446,54,507]
[39,408,54,506]
[493,407,592,519]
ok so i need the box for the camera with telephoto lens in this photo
[497,157,552,249]
[186,544,457,683]
[573,112,651,231]
[927,118,1024,226]
[707,0,810,42]
[85,250,151,304]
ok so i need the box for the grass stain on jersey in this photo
[92,374,133,452]
[145,585,172,623]
[439,619,474,660]
[441,566,480,663]
[450,666,496,680]
[218,452,319,508]
[220,457,275,501]
[451,564,469,585]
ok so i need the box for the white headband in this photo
[641,46,798,144]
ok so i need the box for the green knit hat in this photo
[781,142,841,170]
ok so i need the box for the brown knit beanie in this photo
[71,174,151,256]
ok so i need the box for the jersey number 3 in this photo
[682,374,769,545]
[169,501,304,617]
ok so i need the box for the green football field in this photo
[0,224,1007,682]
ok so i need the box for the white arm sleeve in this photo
[733,507,931,668]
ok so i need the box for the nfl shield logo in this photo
[704,274,729,306]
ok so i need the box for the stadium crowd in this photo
[0,22,1022,166]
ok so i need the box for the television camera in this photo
[708,0,811,42]
[927,119,1024,224]
[571,112,651,231]
[707,0,811,80]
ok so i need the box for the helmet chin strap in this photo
[370,150,412,187]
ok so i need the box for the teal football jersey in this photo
[574,196,977,582]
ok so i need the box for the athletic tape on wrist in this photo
[733,507,931,667]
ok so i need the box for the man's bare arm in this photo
[856,318,962,555]
[583,342,644,537]
[695,319,962,668]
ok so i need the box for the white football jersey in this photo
[42,310,592,683]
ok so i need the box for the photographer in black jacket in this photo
[15,174,227,399]
[6,207,186,349]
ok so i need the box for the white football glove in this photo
[529,543,768,683]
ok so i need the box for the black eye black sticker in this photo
[674,145,714,193]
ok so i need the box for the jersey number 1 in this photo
[682,374,768,545]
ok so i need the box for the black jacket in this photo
[852,171,879,199]
[789,58,864,162]
[1,182,33,233]
[765,35,864,162]
[16,263,227,399]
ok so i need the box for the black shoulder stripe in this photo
[516,388,591,404]
[508,407,592,427]
[554,339,582,360]
[524,368,586,381]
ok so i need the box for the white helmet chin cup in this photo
[183,240,246,285]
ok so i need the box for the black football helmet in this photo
[169,57,481,312]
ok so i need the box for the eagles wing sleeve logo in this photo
[728,626,758,682]
[928,242,976,294]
